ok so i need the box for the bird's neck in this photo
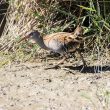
[34,36,48,50]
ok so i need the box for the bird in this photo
[19,25,86,67]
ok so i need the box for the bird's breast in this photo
[44,37,64,53]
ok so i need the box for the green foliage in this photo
[0,0,110,66]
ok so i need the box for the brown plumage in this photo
[19,25,86,67]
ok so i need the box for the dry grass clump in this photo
[0,0,110,67]
[0,0,37,51]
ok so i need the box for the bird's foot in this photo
[80,63,87,72]
[44,64,61,70]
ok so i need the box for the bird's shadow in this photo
[64,65,110,73]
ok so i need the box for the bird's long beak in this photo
[18,35,30,43]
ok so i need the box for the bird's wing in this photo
[43,32,70,46]
[43,32,81,53]
[43,32,73,44]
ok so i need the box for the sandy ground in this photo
[0,58,110,110]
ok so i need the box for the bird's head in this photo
[19,30,41,43]
[28,30,41,43]
[28,30,40,38]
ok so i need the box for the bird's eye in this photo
[29,32,34,36]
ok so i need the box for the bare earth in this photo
[0,59,110,110]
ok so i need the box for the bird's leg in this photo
[56,56,67,66]
[77,50,86,67]
[76,50,87,72]
[44,56,66,70]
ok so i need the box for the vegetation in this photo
[0,0,110,67]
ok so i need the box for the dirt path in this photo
[0,62,110,110]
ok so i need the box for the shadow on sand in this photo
[64,65,110,73]
[44,53,110,73]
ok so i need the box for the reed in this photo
[0,0,109,66]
